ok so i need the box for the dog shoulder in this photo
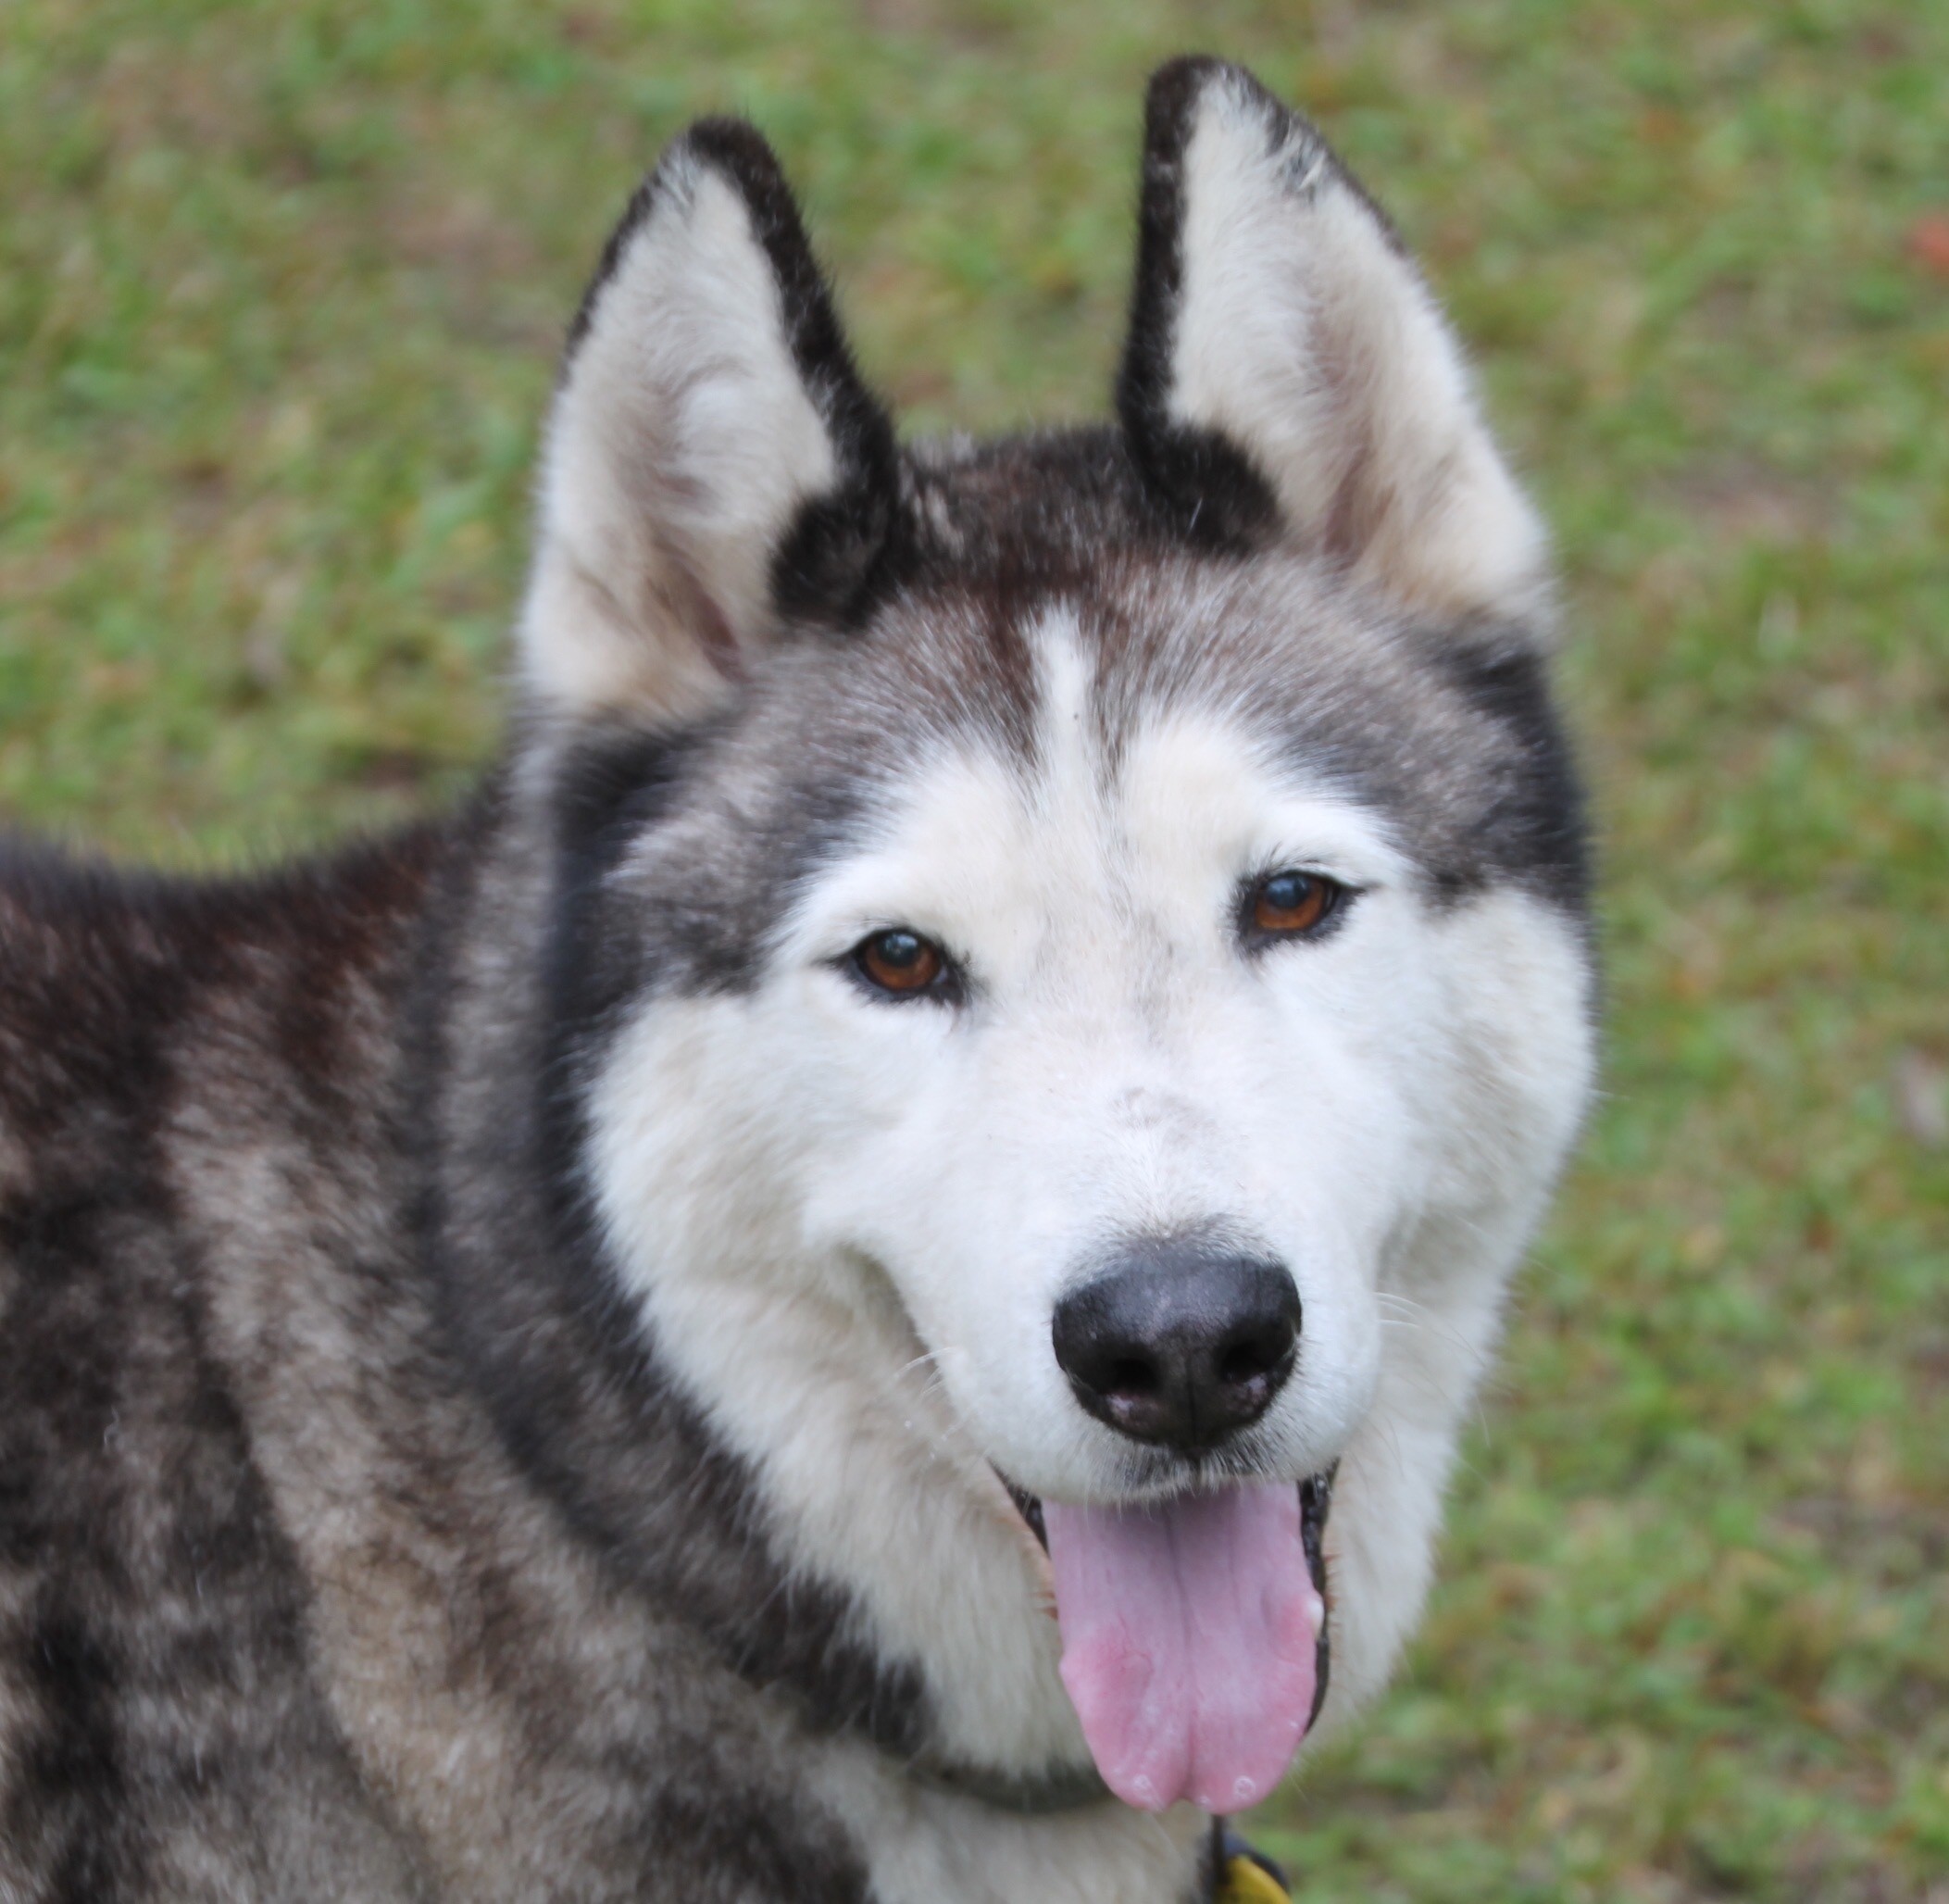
[0,830,459,1895]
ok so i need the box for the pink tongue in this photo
[1043,1483,1321,1814]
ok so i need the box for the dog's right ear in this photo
[520,121,901,722]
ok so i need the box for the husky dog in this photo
[0,56,1593,1904]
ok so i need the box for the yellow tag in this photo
[1218,1852,1291,1903]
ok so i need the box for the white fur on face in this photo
[584,605,1593,1771]
[781,620,1411,1505]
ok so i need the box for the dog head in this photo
[514,59,1595,1806]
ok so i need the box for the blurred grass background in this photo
[2,1,1944,1897]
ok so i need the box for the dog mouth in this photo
[1001,1466,1335,1813]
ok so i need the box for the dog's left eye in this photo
[1243,870,1347,942]
[852,928,951,1000]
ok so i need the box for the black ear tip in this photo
[665,114,834,310]
[678,115,795,201]
[566,113,821,369]
[1145,53,1233,101]
[1141,56,1284,153]
[1142,56,1227,157]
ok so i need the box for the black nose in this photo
[1051,1240,1301,1454]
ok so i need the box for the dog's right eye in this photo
[852,928,951,1000]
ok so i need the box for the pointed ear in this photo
[1117,59,1549,626]
[520,119,902,720]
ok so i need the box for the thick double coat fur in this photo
[0,59,1595,1903]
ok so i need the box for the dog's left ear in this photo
[520,119,901,722]
[1118,58,1548,626]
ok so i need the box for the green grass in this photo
[3,2,1944,1897]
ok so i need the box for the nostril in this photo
[1105,1356,1159,1397]
[1217,1335,1284,1389]
[1215,1309,1298,1386]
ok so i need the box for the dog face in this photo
[575,567,1587,1497]
[521,60,1594,1802]
[771,623,1408,1510]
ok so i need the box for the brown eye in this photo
[854,928,947,997]
[1249,871,1342,939]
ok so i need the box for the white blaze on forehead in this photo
[790,601,1413,1003]
[788,608,1128,987]
[1027,598,1417,872]
[1029,605,1100,801]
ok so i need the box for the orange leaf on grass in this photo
[1906,212,1949,279]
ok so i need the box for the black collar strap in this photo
[898,1765,1293,1899]
[901,1752,1113,1814]
[1210,1822,1293,1901]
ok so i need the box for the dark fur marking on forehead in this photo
[1016,562,1590,919]
[710,432,1587,929]
[900,427,1265,594]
